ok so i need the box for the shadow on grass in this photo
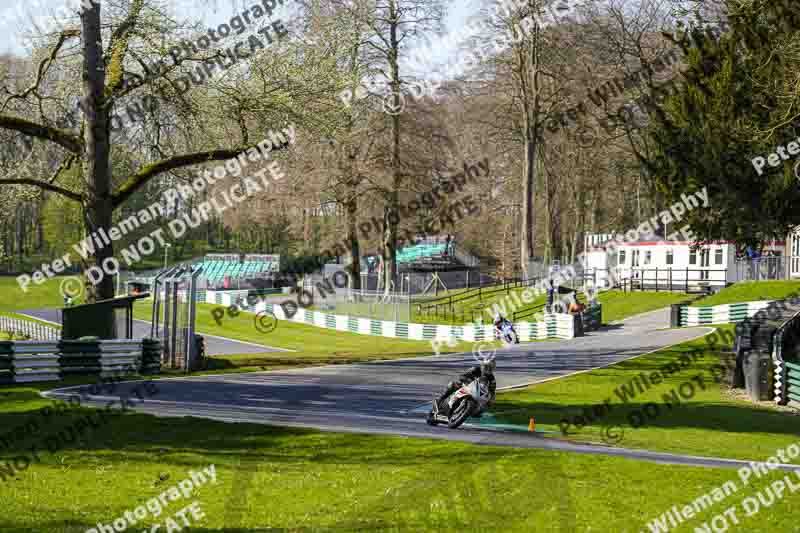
[491,341,798,439]
[0,403,505,472]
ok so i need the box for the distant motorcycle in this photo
[427,376,496,429]
[497,321,519,345]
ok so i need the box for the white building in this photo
[582,233,787,289]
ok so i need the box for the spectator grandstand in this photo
[361,236,478,271]
[199,254,280,288]
[395,236,477,271]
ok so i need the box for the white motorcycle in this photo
[427,375,496,429]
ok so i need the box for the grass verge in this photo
[132,301,485,372]
[493,325,800,460]
[0,276,71,312]
[595,290,690,323]
[691,280,800,307]
[0,382,798,532]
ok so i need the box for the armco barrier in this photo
[0,339,161,383]
[256,301,589,341]
[12,341,62,382]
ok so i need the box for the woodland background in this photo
[0,0,798,295]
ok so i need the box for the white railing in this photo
[0,316,60,340]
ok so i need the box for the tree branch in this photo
[48,154,77,184]
[112,142,291,208]
[0,177,83,202]
[105,0,146,98]
[0,115,83,153]
[0,29,80,113]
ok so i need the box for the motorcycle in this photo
[427,376,496,429]
[497,321,519,345]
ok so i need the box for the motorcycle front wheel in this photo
[447,398,475,429]
[426,411,438,426]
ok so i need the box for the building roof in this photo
[587,238,785,251]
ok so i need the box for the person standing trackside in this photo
[545,279,555,313]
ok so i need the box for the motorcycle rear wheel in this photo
[447,398,475,429]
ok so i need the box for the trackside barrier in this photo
[786,362,800,408]
[0,315,60,340]
[255,302,598,341]
[0,339,161,383]
[772,305,800,408]
[675,301,776,327]
[732,298,800,405]
[581,304,602,331]
[0,342,12,385]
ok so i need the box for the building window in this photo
[715,248,723,265]
[644,251,652,265]
[666,250,674,265]
[619,250,626,264]
[689,249,697,265]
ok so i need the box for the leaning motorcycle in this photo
[498,321,519,344]
[427,376,496,429]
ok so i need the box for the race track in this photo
[44,308,800,471]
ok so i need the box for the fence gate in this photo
[152,265,202,372]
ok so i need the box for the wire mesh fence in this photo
[302,282,413,322]
[735,257,799,281]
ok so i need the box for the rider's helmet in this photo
[494,313,504,325]
[480,357,496,375]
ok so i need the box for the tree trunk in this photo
[521,126,537,280]
[81,4,114,316]
[383,0,401,295]
[346,194,361,289]
[518,3,542,282]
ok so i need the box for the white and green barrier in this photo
[199,288,601,341]
[678,301,774,326]
[253,300,588,342]
[772,306,800,408]
[775,359,800,408]
[0,339,160,384]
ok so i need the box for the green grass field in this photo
[410,285,548,325]
[1,380,798,532]
[132,301,486,372]
[593,290,689,323]
[3,277,800,531]
[691,280,800,307]
[410,288,689,326]
[0,275,69,312]
[493,325,800,459]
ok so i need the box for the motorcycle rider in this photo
[433,358,496,415]
[494,313,518,343]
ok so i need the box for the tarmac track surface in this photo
[46,309,800,473]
